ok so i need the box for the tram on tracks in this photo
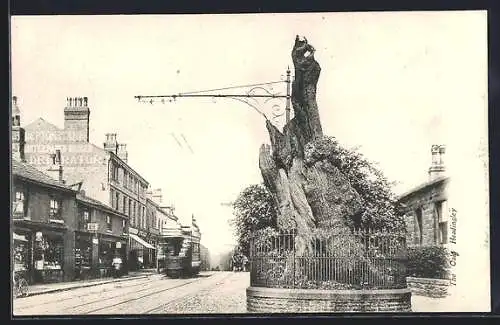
[158,214,201,278]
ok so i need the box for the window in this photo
[414,208,423,245]
[133,201,137,226]
[106,215,112,231]
[110,189,115,209]
[14,191,27,218]
[111,162,119,181]
[82,210,90,222]
[123,197,127,214]
[122,219,127,232]
[142,207,146,229]
[128,200,132,217]
[115,192,120,211]
[124,171,128,188]
[436,201,448,245]
[49,198,62,220]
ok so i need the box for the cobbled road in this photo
[13,271,249,316]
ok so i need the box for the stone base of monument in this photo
[246,286,412,313]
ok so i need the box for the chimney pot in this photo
[428,144,446,181]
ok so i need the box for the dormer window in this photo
[14,191,27,219]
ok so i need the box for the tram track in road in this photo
[142,272,234,314]
[16,276,157,309]
[82,277,205,314]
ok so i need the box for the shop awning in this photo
[129,233,155,250]
[13,233,28,242]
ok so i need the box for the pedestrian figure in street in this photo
[242,255,249,272]
[112,256,123,278]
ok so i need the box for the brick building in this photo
[19,96,159,268]
[398,145,452,247]
[74,193,129,279]
[12,158,78,284]
[12,96,132,283]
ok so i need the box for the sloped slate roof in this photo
[76,193,128,219]
[24,117,62,131]
[12,158,74,192]
[397,176,450,201]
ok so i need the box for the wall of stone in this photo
[246,287,412,313]
[406,277,450,298]
[400,178,449,246]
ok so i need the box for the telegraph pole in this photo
[285,67,291,124]
[135,68,293,127]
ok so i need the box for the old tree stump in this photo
[259,36,366,256]
[248,36,412,312]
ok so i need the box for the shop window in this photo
[99,241,113,267]
[13,235,28,272]
[34,235,64,283]
[14,191,27,219]
[49,198,62,221]
[106,215,112,231]
[75,236,92,271]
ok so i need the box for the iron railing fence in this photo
[249,229,408,290]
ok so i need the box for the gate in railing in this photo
[249,229,408,290]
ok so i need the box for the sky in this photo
[10,12,488,258]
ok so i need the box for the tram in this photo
[159,215,201,278]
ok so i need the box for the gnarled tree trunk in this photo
[259,36,364,255]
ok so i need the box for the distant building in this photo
[200,244,210,271]
[398,145,451,247]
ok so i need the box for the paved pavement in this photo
[13,271,446,315]
[24,269,158,297]
[13,271,247,315]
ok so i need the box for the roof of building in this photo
[76,193,128,219]
[12,158,75,192]
[397,176,450,201]
[24,117,61,131]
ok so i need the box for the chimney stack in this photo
[152,188,162,204]
[117,144,128,163]
[12,96,26,162]
[47,150,64,183]
[428,145,446,181]
[104,133,118,154]
[64,96,90,142]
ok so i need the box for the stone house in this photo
[398,145,452,247]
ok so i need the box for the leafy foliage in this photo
[304,136,406,232]
[230,184,278,256]
[407,246,450,279]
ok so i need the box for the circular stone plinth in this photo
[246,286,412,313]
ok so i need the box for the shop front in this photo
[98,234,128,277]
[129,231,155,270]
[13,221,68,284]
[13,232,30,284]
[74,232,93,280]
